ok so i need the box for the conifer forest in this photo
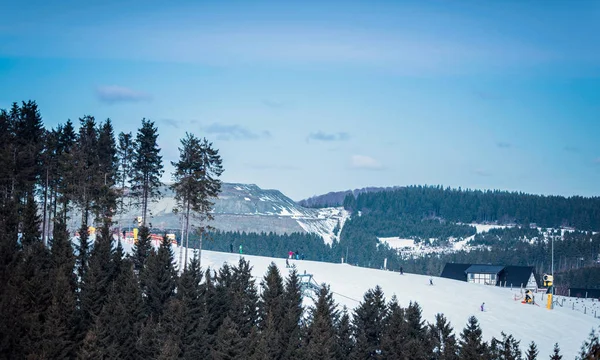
[1,100,600,359]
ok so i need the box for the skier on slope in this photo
[480,302,485,312]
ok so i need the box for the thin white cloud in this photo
[204,123,271,141]
[350,155,384,170]
[96,85,151,104]
[308,131,350,142]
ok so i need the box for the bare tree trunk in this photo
[184,199,191,270]
[42,168,48,246]
[179,210,185,273]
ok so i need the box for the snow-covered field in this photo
[116,239,598,359]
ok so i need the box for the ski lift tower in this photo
[298,271,320,300]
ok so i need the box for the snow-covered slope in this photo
[80,183,349,242]
[117,239,597,359]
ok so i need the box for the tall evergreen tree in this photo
[549,343,562,360]
[459,316,489,360]
[336,307,354,359]
[142,234,177,318]
[212,316,245,360]
[171,132,223,269]
[228,258,259,340]
[305,284,339,360]
[578,328,600,360]
[130,118,163,226]
[281,268,305,359]
[95,118,118,223]
[525,341,538,360]
[117,131,134,236]
[178,254,210,359]
[351,285,387,359]
[380,296,407,359]
[132,225,152,272]
[79,223,114,336]
[429,313,459,360]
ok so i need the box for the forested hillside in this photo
[343,185,600,231]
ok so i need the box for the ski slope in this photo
[118,240,597,359]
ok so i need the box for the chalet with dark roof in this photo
[440,263,538,290]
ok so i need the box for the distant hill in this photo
[72,183,349,243]
[298,186,403,208]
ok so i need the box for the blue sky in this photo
[1,0,599,200]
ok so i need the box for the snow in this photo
[234,186,243,191]
[112,238,598,359]
[244,197,251,201]
[472,224,511,233]
[378,237,416,250]
[296,207,349,245]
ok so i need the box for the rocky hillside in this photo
[112,183,349,243]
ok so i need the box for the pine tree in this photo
[429,313,459,360]
[21,194,41,247]
[171,133,223,269]
[133,225,153,272]
[281,268,305,359]
[77,327,103,360]
[130,118,163,226]
[76,222,90,279]
[337,307,354,359]
[525,341,538,360]
[228,258,259,339]
[404,301,429,359]
[56,119,76,221]
[212,316,245,360]
[459,316,489,360]
[142,234,177,318]
[95,118,118,223]
[72,115,98,226]
[93,258,145,359]
[578,328,600,360]
[117,131,134,234]
[156,299,185,359]
[255,262,286,359]
[79,222,114,335]
[178,254,210,359]
[380,296,407,359]
[305,284,340,360]
[351,285,388,359]
[550,343,562,360]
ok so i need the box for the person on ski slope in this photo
[480,302,485,312]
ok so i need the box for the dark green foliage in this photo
[525,341,538,360]
[79,224,114,335]
[336,307,354,358]
[92,258,144,359]
[212,316,246,360]
[459,316,489,360]
[76,221,90,279]
[578,328,600,360]
[133,225,152,271]
[281,268,305,359]
[142,234,177,318]
[130,118,164,226]
[429,313,459,360]
[550,343,562,360]
[178,254,210,359]
[351,285,388,359]
[257,262,286,359]
[305,284,340,359]
[21,194,41,247]
[489,332,522,360]
[170,132,224,269]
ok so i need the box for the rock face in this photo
[108,183,349,243]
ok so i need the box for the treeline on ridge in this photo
[341,185,600,231]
